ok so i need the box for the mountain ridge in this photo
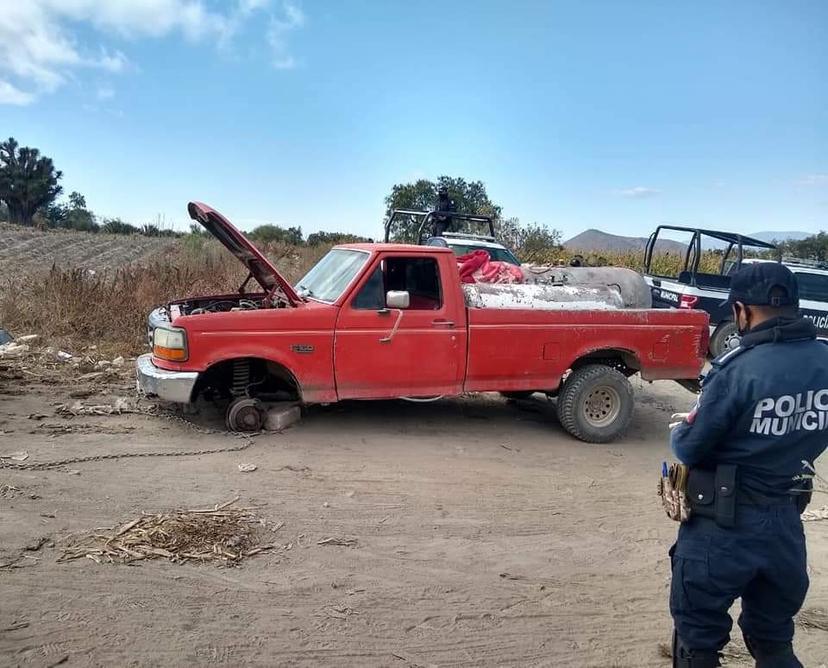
[563,228,814,253]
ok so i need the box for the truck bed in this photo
[464,307,708,393]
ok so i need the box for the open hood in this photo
[187,201,300,306]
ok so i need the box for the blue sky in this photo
[1,0,826,240]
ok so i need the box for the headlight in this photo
[153,327,188,361]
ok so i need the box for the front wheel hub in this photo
[226,397,263,432]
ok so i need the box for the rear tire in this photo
[709,321,740,358]
[556,365,634,443]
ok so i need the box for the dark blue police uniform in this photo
[669,264,828,668]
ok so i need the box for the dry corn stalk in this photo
[59,497,280,566]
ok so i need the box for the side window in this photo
[352,257,442,310]
[797,273,828,303]
[352,266,385,310]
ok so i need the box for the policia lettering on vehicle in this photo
[664,262,828,667]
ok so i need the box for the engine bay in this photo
[170,294,268,317]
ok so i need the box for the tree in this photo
[63,191,97,232]
[497,218,562,262]
[0,201,8,222]
[306,231,370,246]
[384,176,502,242]
[248,224,303,245]
[781,232,828,262]
[0,137,63,226]
[101,218,139,235]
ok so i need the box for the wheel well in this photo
[192,357,301,402]
[570,349,640,377]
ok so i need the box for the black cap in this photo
[724,262,799,307]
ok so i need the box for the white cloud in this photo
[614,186,661,199]
[96,86,115,100]
[267,2,305,69]
[0,0,303,104]
[0,80,35,106]
[798,174,828,187]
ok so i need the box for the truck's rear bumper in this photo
[135,353,198,403]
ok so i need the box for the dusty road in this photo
[1,361,826,667]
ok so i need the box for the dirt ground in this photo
[1,361,826,667]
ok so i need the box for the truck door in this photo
[334,254,465,399]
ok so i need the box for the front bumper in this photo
[135,353,199,404]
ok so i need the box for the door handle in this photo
[432,319,455,328]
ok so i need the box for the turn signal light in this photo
[152,326,188,362]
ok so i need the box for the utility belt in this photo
[658,463,811,528]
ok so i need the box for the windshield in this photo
[448,243,521,266]
[295,249,369,303]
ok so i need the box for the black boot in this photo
[672,631,721,668]
[743,635,803,668]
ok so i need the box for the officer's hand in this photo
[669,412,690,430]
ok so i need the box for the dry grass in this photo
[0,237,329,356]
[59,497,281,566]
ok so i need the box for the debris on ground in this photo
[0,451,29,462]
[238,463,257,473]
[56,397,133,417]
[0,484,21,498]
[796,607,828,631]
[802,505,828,522]
[264,404,302,431]
[317,536,358,547]
[0,342,30,358]
[58,498,280,566]
[0,329,12,345]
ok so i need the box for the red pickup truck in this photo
[137,202,708,442]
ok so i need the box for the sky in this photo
[1,0,826,241]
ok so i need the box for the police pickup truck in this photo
[642,225,828,356]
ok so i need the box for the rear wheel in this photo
[709,321,740,358]
[556,365,634,443]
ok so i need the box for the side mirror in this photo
[386,290,410,309]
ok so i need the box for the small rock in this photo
[95,360,111,369]
[322,502,330,508]
[0,451,29,462]
[111,356,125,367]
[67,469,81,476]
[238,463,257,473]
[56,351,73,362]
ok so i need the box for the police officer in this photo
[669,262,828,667]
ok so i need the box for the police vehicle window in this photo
[797,273,828,302]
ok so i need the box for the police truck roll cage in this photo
[383,209,497,245]
[644,225,778,281]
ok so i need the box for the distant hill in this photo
[563,228,815,254]
[563,229,686,254]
